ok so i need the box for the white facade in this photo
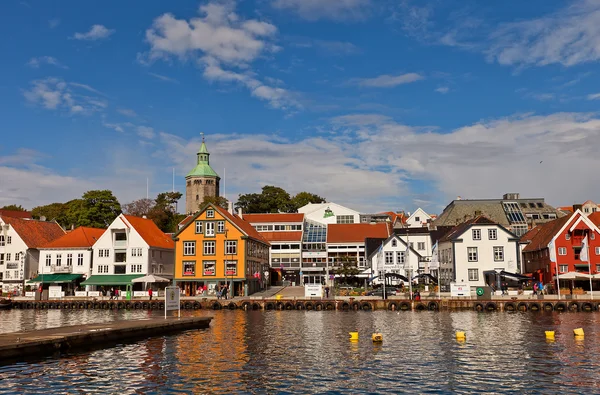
[438,223,519,288]
[406,208,432,228]
[37,248,94,277]
[298,203,360,225]
[91,215,174,278]
[368,234,422,285]
[0,221,30,294]
[396,230,433,273]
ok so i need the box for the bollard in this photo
[545,331,555,340]
[573,328,584,337]
[372,333,383,342]
[349,332,359,341]
[456,331,466,341]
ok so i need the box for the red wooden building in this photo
[521,209,600,287]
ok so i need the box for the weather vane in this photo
[200,131,205,143]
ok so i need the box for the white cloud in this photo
[487,1,600,67]
[272,0,370,21]
[48,18,60,29]
[73,24,115,41]
[102,121,125,133]
[148,72,180,84]
[587,93,600,100]
[117,108,137,117]
[27,56,68,69]
[349,72,424,88]
[137,126,155,139]
[23,78,107,115]
[435,86,449,94]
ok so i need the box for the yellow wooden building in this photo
[174,204,270,297]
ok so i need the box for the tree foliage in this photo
[32,199,84,229]
[235,185,326,213]
[0,204,26,211]
[333,256,360,283]
[77,190,122,228]
[122,198,154,217]
[200,196,229,210]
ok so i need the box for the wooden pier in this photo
[0,317,212,361]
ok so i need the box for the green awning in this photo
[80,274,145,286]
[27,273,83,284]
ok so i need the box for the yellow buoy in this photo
[372,333,383,342]
[545,331,555,340]
[275,294,283,300]
[349,332,359,341]
[574,328,584,337]
[456,331,466,340]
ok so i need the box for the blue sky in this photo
[2,0,600,214]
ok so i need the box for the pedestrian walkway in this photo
[278,286,305,298]
[249,286,286,298]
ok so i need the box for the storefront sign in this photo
[134,291,147,297]
[88,291,100,297]
[450,283,469,297]
[75,291,87,297]
[49,286,63,299]
[305,284,323,298]
[164,286,180,318]
[323,207,334,218]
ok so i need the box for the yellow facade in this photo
[174,204,269,296]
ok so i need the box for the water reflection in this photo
[2,310,600,394]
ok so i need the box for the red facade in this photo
[522,212,600,284]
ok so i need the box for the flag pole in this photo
[586,232,593,299]
[407,234,412,300]
[550,237,561,300]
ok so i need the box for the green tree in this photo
[77,190,122,228]
[290,191,326,211]
[148,191,183,233]
[200,196,229,210]
[122,198,154,217]
[234,192,261,213]
[333,256,360,285]
[235,185,294,213]
[1,204,27,211]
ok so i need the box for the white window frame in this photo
[66,253,73,266]
[203,241,216,255]
[596,247,600,256]
[493,246,504,262]
[7,236,11,244]
[468,268,479,281]
[391,239,397,247]
[203,260,216,276]
[183,261,196,276]
[206,209,215,218]
[385,251,394,265]
[205,222,215,237]
[396,251,405,265]
[217,221,225,233]
[183,241,196,256]
[77,253,84,266]
[45,254,51,267]
[417,242,425,251]
[488,229,497,240]
[472,229,481,240]
[56,254,62,266]
[195,221,203,234]
[559,265,568,273]
[225,260,237,276]
[558,247,567,256]
[225,240,237,255]
[468,247,478,262]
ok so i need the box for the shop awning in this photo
[80,274,145,286]
[27,273,83,284]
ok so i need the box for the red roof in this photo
[557,206,574,213]
[43,227,105,249]
[215,207,270,246]
[259,231,303,242]
[0,209,32,219]
[123,215,174,249]
[327,223,390,243]
[242,213,304,223]
[522,213,575,253]
[519,225,541,244]
[380,211,406,224]
[587,212,600,227]
[178,215,194,228]
[1,216,65,248]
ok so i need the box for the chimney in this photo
[228,201,234,215]
[142,215,147,219]
[40,216,46,221]
[237,207,243,219]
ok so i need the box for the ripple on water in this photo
[2,309,600,394]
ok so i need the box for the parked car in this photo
[367,288,398,297]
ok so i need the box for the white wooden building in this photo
[366,234,423,285]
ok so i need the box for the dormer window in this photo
[207,209,215,218]
[392,239,397,247]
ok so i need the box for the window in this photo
[472,229,481,240]
[205,222,215,237]
[195,221,203,234]
[596,247,600,255]
[131,248,143,257]
[56,254,62,266]
[468,269,479,281]
[396,251,405,264]
[98,265,109,273]
[206,209,215,218]
[467,247,478,262]
[45,254,51,267]
[183,261,196,276]
[98,249,109,258]
[415,216,420,223]
[6,253,11,261]
[417,242,425,251]
[204,241,216,255]
[493,246,504,262]
[131,264,143,273]
[336,215,355,224]
[391,239,397,247]
[217,221,225,233]
[7,236,11,244]
[585,208,590,213]
[66,254,73,266]
[488,229,497,240]
[591,233,595,240]
[114,265,126,274]
[183,241,196,256]
[559,265,568,273]
[596,264,600,272]
[115,252,127,263]
[225,240,237,255]
[203,261,216,276]
[565,233,571,240]
[225,260,237,276]
[0,236,4,246]
[0,254,4,265]
[385,251,394,265]
[77,253,84,266]
[558,247,567,255]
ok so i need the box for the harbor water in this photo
[1,309,600,394]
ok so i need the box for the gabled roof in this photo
[380,211,406,224]
[178,215,195,229]
[588,212,600,227]
[122,215,174,249]
[243,213,304,223]
[366,233,423,261]
[327,223,390,243]
[43,227,105,249]
[1,216,65,248]
[0,209,32,219]
[557,206,574,213]
[217,207,270,245]
[519,225,542,244]
[521,213,574,253]
[259,231,303,242]
[439,216,500,242]
[582,200,597,206]
[365,237,387,258]
[429,226,455,244]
